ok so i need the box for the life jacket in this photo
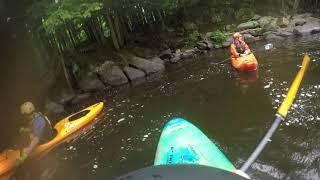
[31,112,54,143]
[235,41,245,54]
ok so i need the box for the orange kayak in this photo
[231,53,258,72]
[0,102,104,179]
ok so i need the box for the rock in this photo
[150,57,165,65]
[274,30,293,37]
[240,28,262,36]
[98,65,128,86]
[130,56,165,75]
[292,13,312,20]
[123,66,145,81]
[258,16,274,27]
[196,42,208,50]
[45,100,64,115]
[237,21,260,31]
[181,48,196,59]
[159,49,172,60]
[171,50,182,63]
[205,32,213,40]
[171,54,182,63]
[243,34,255,44]
[78,73,105,92]
[225,24,234,31]
[265,34,285,41]
[204,40,214,49]
[132,47,154,58]
[71,93,91,104]
[56,91,75,105]
[277,17,290,28]
[183,22,197,31]
[222,36,233,47]
[95,61,114,72]
[214,44,222,49]
[293,21,320,35]
[311,27,320,34]
[251,14,261,21]
[292,18,306,26]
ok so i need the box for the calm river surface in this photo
[24,34,320,180]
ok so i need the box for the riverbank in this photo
[46,13,320,116]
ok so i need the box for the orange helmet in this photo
[233,32,242,40]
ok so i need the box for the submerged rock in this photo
[123,66,145,81]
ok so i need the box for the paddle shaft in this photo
[240,55,310,172]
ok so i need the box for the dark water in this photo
[13,34,320,180]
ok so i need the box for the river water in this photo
[18,34,320,179]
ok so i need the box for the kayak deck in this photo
[154,118,236,172]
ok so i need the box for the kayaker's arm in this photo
[23,134,40,155]
[230,44,241,58]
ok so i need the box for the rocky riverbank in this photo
[46,13,320,116]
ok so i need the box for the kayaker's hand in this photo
[19,127,31,134]
[16,153,28,166]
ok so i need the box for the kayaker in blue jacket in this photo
[17,102,54,165]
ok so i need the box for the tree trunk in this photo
[114,12,124,47]
[59,55,74,93]
[293,0,300,14]
[105,10,120,51]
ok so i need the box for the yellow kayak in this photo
[0,102,104,179]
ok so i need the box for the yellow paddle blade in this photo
[278,55,310,117]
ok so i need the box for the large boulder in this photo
[97,63,129,86]
[277,17,290,28]
[243,34,255,44]
[78,72,105,91]
[130,56,165,75]
[237,21,260,31]
[251,14,261,21]
[123,66,145,81]
[171,49,182,63]
[293,19,320,36]
[159,49,173,60]
[150,57,165,65]
[292,18,306,26]
[204,40,214,49]
[197,42,208,50]
[258,16,274,27]
[181,48,197,59]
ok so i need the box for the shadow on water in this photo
[8,34,320,179]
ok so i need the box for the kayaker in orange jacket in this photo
[230,32,251,61]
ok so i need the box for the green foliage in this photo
[189,30,201,42]
[211,30,228,44]
[29,0,104,33]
